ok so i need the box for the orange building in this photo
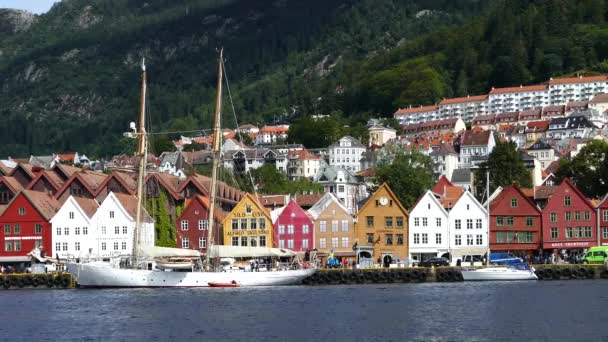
[222,193,272,248]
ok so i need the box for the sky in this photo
[0,0,60,14]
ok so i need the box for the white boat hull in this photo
[67,262,316,287]
[461,267,538,281]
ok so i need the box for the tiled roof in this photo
[471,114,496,125]
[0,176,23,193]
[533,185,557,200]
[113,193,153,223]
[356,168,376,177]
[566,101,589,110]
[52,164,82,180]
[146,173,183,200]
[544,160,561,174]
[439,94,488,105]
[429,143,458,156]
[73,197,99,218]
[259,126,289,134]
[548,75,608,85]
[293,193,324,208]
[489,84,547,94]
[0,161,15,176]
[526,120,550,132]
[431,175,454,194]
[259,195,287,207]
[542,105,565,115]
[22,190,61,221]
[451,168,471,183]
[590,93,608,104]
[519,109,541,119]
[495,111,519,122]
[288,149,320,160]
[393,105,438,116]
[191,195,225,222]
[461,130,492,146]
[328,136,365,148]
[527,140,553,151]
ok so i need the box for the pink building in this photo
[273,200,314,252]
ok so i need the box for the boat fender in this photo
[561,268,571,278]
[419,272,427,282]
[0,277,8,289]
[543,269,552,280]
[61,277,70,288]
[411,270,421,280]
[46,277,54,287]
[437,272,445,282]
[23,275,33,286]
[585,268,595,279]
[384,272,394,283]
[402,271,411,282]
[535,269,544,280]
[16,277,25,288]
[552,269,561,280]
[601,270,608,279]
[569,269,579,279]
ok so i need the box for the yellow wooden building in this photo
[222,193,273,248]
[355,183,409,266]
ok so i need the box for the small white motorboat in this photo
[156,258,195,270]
[461,266,538,281]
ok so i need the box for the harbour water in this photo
[0,281,606,341]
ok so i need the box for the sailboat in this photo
[460,172,537,281]
[66,50,316,287]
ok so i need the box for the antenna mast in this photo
[133,58,147,266]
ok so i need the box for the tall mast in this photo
[206,48,223,269]
[132,58,147,266]
[486,171,490,267]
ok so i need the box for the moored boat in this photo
[461,266,538,281]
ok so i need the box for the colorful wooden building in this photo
[222,193,272,248]
[0,190,60,265]
[355,183,409,265]
[489,185,542,256]
[272,200,314,252]
[176,195,224,254]
[599,194,608,246]
[541,178,596,252]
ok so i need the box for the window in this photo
[566,227,573,238]
[550,212,557,223]
[341,237,349,248]
[510,198,518,208]
[288,239,294,249]
[259,219,266,230]
[565,212,571,221]
[101,242,106,251]
[75,227,80,235]
[466,219,473,229]
[422,233,428,244]
[584,211,591,221]
[575,211,581,221]
[4,241,11,252]
[385,234,393,245]
[75,242,80,251]
[455,235,462,246]
[320,221,327,232]
[302,239,309,249]
[342,220,349,232]
[113,242,119,250]
[13,224,20,235]
[564,196,571,207]
[526,217,534,226]
[61,226,67,235]
[518,232,534,243]
[232,219,238,230]
[303,224,310,234]
[366,234,374,244]
[467,234,474,246]
[199,237,206,248]
[319,238,327,249]
[119,241,125,250]
[278,225,285,234]
[14,241,21,252]
[63,242,68,251]
[232,237,239,246]
[414,218,420,227]
[182,237,189,248]
[551,228,558,239]
[422,218,428,227]
[4,224,10,235]
[413,233,420,244]
[241,236,248,247]
[18,207,25,216]
[476,219,482,229]
[338,185,345,192]
[332,220,339,232]
[604,210,608,222]
[385,217,393,228]
[114,226,120,234]
[366,216,374,227]
[476,234,483,245]
[436,218,441,227]
[250,219,257,230]
[287,224,294,234]
[101,226,106,235]
[246,204,252,214]
[584,226,592,238]
[436,233,442,244]
[35,224,42,234]
[55,242,60,251]
[455,219,461,230]
[506,217,514,226]
[69,212,74,219]
[332,237,339,248]
[496,232,505,243]
[240,219,247,230]
[603,227,608,239]
[198,220,208,230]
[109,211,115,218]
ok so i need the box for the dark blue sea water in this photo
[0,281,606,341]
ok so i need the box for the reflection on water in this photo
[0,281,606,341]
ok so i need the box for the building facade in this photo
[222,193,273,248]
[176,195,224,254]
[448,191,488,263]
[50,195,99,259]
[408,190,449,262]
[328,136,366,172]
[273,200,314,252]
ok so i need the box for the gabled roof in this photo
[452,190,487,214]
[96,171,137,195]
[411,190,449,216]
[526,120,550,132]
[0,176,23,194]
[145,173,182,201]
[73,196,100,218]
[0,161,15,176]
[111,192,153,223]
[54,171,108,199]
[287,149,320,160]
[461,130,492,146]
[328,136,365,148]
[358,183,409,214]
[431,175,454,195]
[495,111,519,122]
[519,109,541,119]
[307,192,350,220]
[489,185,541,215]
[429,143,458,156]
[533,185,557,200]
[293,193,324,208]
[471,114,496,125]
[5,190,61,221]
[451,168,471,184]
[314,165,357,183]
[9,163,37,180]
[177,173,243,203]
[527,140,553,151]
[439,94,488,105]
[275,200,311,223]
[184,195,225,222]
[549,116,596,129]
[393,105,438,116]
[26,170,63,191]
[590,93,608,104]
[51,164,82,180]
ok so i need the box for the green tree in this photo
[372,150,433,209]
[555,139,608,198]
[249,164,322,194]
[150,135,174,154]
[146,191,176,247]
[475,140,532,198]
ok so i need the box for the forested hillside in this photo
[1,0,608,157]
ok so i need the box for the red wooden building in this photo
[176,195,224,254]
[598,195,608,246]
[0,190,60,265]
[541,178,597,252]
[273,200,314,252]
[489,185,542,256]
